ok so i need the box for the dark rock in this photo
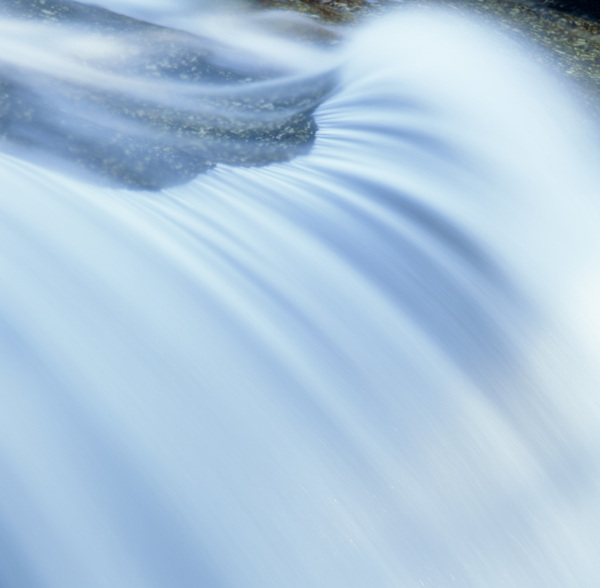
[543,0,600,22]
[0,0,336,190]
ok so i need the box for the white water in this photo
[1,3,600,587]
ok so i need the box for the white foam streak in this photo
[1,5,600,588]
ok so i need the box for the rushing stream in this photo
[1,1,600,586]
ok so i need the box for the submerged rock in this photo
[0,0,336,190]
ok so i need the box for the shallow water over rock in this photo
[0,0,336,189]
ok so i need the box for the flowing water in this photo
[1,1,600,586]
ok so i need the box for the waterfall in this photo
[1,2,600,586]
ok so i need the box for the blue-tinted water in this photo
[1,2,600,586]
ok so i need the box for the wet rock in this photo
[544,0,600,22]
[0,0,335,190]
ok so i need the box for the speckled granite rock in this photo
[0,0,334,189]
[253,0,375,22]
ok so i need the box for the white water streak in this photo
[1,4,600,587]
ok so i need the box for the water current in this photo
[1,1,600,586]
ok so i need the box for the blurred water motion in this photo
[0,0,335,189]
[1,1,600,587]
